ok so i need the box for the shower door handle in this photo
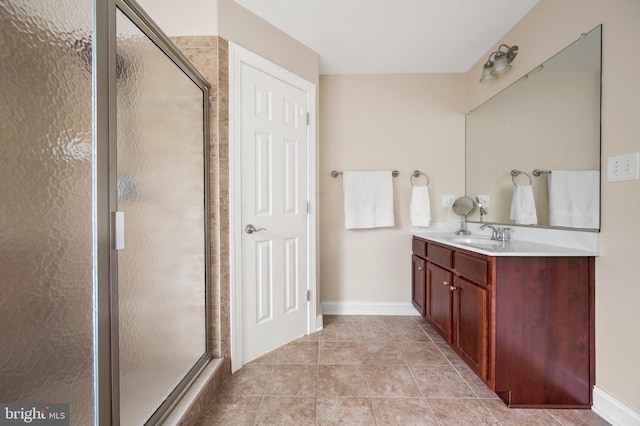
[245,224,266,234]
[115,211,125,250]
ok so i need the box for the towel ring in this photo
[510,169,532,186]
[410,170,429,186]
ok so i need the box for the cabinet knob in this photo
[442,280,449,286]
[450,285,457,292]
[418,266,423,271]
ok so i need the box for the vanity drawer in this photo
[427,243,453,269]
[412,237,427,258]
[455,252,488,286]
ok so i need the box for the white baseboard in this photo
[321,301,420,316]
[315,314,323,332]
[593,386,640,426]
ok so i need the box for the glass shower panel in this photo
[0,1,95,425]
[116,9,207,425]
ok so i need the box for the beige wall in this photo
[319,74,466,304]
[217,0,319,85]
[136,0,217,36]
[137,0,319,85]
[465,0,640,413]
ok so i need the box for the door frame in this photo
[229,43,318,372]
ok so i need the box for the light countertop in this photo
[413,232,598,257]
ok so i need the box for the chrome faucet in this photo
[479,224,511,242]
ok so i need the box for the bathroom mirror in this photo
[466,25,601,231]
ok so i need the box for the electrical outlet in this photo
[608,152,640,182]
[442,195,455,208]
[477,195,490,207]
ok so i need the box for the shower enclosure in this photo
[0,0,211,424]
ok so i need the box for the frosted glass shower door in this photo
[0,1,95,425]
[116,8,208,425]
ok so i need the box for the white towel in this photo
[343,171,395,229]
[410,185,431,227]
[509,185,538,225]
[548,170,600,228]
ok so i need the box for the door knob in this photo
[245,224,266,234]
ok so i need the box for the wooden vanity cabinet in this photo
[423,242,488,380]
[411,236,595,408]
[411,255,426,316]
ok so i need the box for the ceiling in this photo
[234,0,539,74]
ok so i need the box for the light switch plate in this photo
[607,152,640,182]
[442,195,455,208]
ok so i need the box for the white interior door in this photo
[240,62,310,363]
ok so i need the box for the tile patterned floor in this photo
[196,315,610,425]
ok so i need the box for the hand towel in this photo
[548,170,600,228]
[509,185,538,225]
[343,171,395,229]
[410,185,431,227]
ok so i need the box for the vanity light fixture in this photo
[480,44,519,83]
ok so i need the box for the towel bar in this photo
[511,169,532,186]
[331,170,399,178]
[533,169,551,177]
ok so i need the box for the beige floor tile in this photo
[386,324,430,342]
[547,408,612,426]
[318,364,369,396]
[357,342,404,365]
[454,364,499,399]
[427,398,500,426]
[275,341,318,364]
[482,399,562,425]
[265,364,317,396]
[319,341,361,364]
[196,395,261,425]
[402,342,450,365]
[435,342,467,365]
[316,397,376,425]
[411,365,476,398]
[195,315,611,425]
[384,315,424,327]
[364,365,422,397]
[371,398,439,425]
[294,331,320,343]
[351,324,394,342]
[215,364,273,396]
[254,396,316,425]
[420,323,446,343]
[248,347,279,365]
[319,323,358,342]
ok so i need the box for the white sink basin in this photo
[445,236,495,245]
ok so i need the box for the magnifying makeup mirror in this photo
[452,196,476,235]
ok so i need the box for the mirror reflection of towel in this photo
[343,171,395,229]
[510,185,537,225]
[548,170,599,228]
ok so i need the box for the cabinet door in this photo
[426,262,453,342]
[412,255,426,316]
[452,276,488,380]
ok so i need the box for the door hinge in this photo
[306,201,310,214]
[306,290,311,302]
[306,112,310,126]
